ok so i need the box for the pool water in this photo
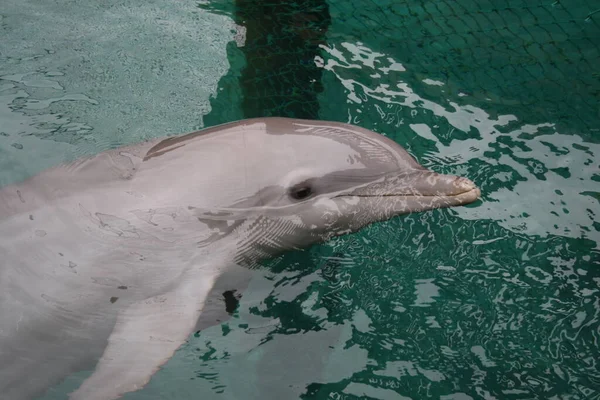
[1,0,599,399]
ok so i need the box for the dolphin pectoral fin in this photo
[193,263,254,332]
[69,277,215,400]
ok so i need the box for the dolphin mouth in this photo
[336,170,481,209]
[351,178,480,199]
[352,188,480,199]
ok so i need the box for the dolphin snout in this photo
[413,171,481,204]
[429,174,478,196]
[454,176,477,192]
[388,170,479,198]
[343,169,481,208]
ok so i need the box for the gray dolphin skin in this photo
[0,117,480,399]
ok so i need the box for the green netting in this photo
[325,0,599,138]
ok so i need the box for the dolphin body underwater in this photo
[0,118,480,399]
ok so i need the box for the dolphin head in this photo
[237,118,479,249]
[141,117,480,264]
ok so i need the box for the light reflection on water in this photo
[0,0,238,186]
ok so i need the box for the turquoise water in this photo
[1,0,600,399]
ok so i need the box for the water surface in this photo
[1,0,599,399]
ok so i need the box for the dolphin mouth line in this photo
[337,188,481,198]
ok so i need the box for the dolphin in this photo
[0,117,480,399]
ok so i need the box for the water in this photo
[1,0,599,399]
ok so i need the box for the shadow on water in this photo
[201,0,331,125]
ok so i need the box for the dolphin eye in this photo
[289,185,313,201]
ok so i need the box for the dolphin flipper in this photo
[193,263,254,332]
[69,274,215,400]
